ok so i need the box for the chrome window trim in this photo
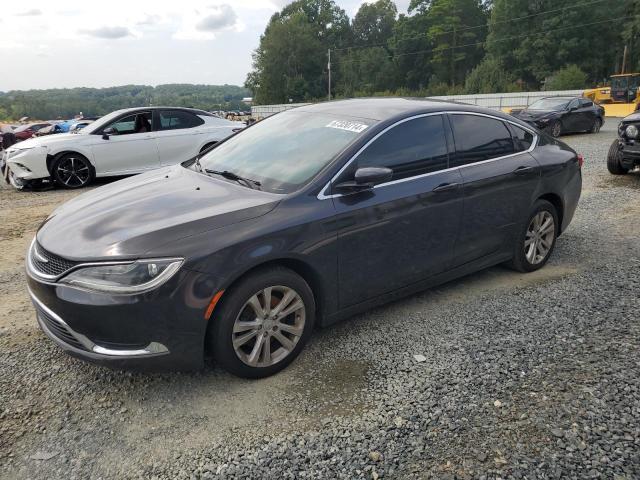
[317,110,538,200]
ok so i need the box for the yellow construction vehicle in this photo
[584,73,640,117]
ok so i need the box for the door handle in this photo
[513,166,534,175]
[433,182,459,193]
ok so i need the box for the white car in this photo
[3,107,243,189]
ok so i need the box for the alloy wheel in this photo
[232,286,306,367]
[591,119,601,133]
[551,121,562,138]
[56,156,91,187]
[524,211,555,265]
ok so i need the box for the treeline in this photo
[246,0,639,104]
[0,84,250,120]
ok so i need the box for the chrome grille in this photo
[30,242,79,278]
[36,306,86,351]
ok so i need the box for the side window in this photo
[108,112,151,135]
[450,114,515,166]
[356,115,449,181]
[568,99,580,110]
[159,111,204,131]
[579,98,593,107]
[511,125,534,152]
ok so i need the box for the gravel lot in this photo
[1,121,639,480]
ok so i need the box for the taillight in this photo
[577,154,584,168]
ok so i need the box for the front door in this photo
[91,111,159,174]
[332,114,464,308]
[448,113,541,267]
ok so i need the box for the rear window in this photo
[158,110,204,130]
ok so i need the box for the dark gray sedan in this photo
[26,98,582,378]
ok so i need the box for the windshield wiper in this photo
[205,169,262,189]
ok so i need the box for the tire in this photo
[52,153,94,189]
[207,266,315,378]
[507,200,559,273]
[607,139,629,175]
[590,117,602,134]
[549,120,562,138]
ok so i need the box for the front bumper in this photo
[27,266,220,371]
[5,146,50,182]
[616,138,640,169]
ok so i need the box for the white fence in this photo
[251,90,584,118]
[429,90,584,110]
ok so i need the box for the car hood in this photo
[512,109,560,121]
[11,132,78,149]
[37,166,281,260]
[622,112,640,123]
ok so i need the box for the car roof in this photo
[109,106,213,116]
[295,97,520,122]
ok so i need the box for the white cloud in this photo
[79,26,132,39]
[174,4,243,40]
[196,5,238,32]
[16,8,43,16]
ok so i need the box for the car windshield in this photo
[528,98,571,111]
[14,124,34,132]
[198,110,373,194]
[78,110,128,134]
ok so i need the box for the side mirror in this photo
[334,167,393,192]
[102,127,115,140]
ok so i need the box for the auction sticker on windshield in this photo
[325,120,369,133]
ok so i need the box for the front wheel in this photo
[607,139,629,175]
[52,153,94,188]
[549,120,562,138]
[208,267,315,378]
[507,200,558,273]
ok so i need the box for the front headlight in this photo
[60,258,183,294]
[625,125,638,139]
[536,117,551,124]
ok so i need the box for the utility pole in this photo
[328,48,331,101]
[622,44,628,74]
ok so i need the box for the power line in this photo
[334,14,633,67]
[332,0,610,52]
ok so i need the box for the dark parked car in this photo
[14,122,51,141]
[607,111,640,174]
[511,96,604,138]
[26,98,582,378]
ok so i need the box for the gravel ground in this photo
[1,121,639,479]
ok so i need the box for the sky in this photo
[0,0,410,92]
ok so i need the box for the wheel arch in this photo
[46,150,95,176]
[207,257,326,325]
[537,192,564,235]
[202,256,326,357]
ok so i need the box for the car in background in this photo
[69,120,95,132]
[14,123,51,141]
[34,124,64,137]
[511,96,604,137]
[25,98,582,377]
[4,107,243,189]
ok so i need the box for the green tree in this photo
[351,0,397,46]
[464,56,520,93]
[545,64,588,90]
[246,0,351,104]
[417,0,487,86]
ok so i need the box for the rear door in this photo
[153,110,205,166]
[332,114,464,308]
[578,98,597,130]
[91,111,159,174]
[448,113,540,267]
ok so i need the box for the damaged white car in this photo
[2,107,243,189]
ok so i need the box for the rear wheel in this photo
[208,267,315,378]
[607,139,628,175]
[590,117,602,133]
[507,200,558,273]
[52,153,94,188]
